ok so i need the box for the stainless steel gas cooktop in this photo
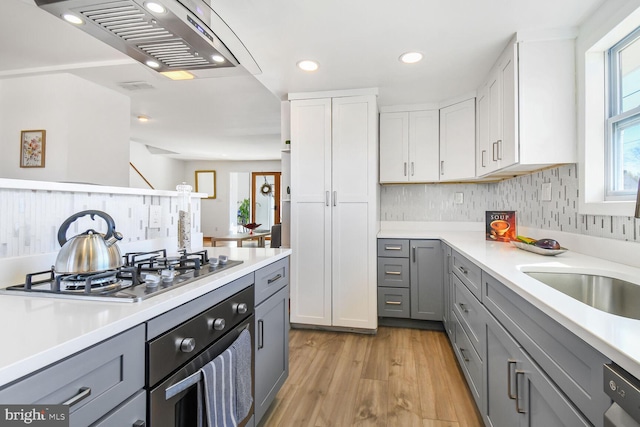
[0,249,242,302]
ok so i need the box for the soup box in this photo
[485,211,516,242]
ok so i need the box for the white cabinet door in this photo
[290,98,332,326]
[331,96,377,329]
[409,110,440,182]
[379,112,409,183]
[476,85,490,175]
[439,99,476,181]
[290,94,377,330]
[498,45,518,168]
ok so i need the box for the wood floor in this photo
[259,326,484,427]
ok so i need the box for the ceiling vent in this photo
[118,81,156,91]
[35,0,260,75]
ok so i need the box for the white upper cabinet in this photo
[476,35,576,178]
[439,98,476,181]
[379,110,439,183]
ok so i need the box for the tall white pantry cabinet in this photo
[289,91,378,331]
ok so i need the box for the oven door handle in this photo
[165,370,202,401]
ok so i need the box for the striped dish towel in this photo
[201,348,237,427]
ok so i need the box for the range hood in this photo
[35,0,260,75]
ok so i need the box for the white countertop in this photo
[0,247,291,387]
[379,227,640,380]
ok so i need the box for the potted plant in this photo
[237,198,250,226]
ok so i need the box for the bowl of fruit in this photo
[512,236,567,256]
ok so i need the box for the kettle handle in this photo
[57,210,121,247]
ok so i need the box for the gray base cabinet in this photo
[441,247,610,427]
[254,258,290,425]
[377,239,443,321]
[0,325,145,427]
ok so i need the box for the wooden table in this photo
[209,231,271,248]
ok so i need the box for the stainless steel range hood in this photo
[35,0,260,75]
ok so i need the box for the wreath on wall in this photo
[260,182,273,196]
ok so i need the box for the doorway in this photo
[251,172,281,230]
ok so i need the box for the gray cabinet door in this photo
[409,240,443,320]
[255,285,289,424]
[486,314,522,427]
[486,314,591,427]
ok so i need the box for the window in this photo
[607,27,640,199]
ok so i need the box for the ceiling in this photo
[1,0,605,161]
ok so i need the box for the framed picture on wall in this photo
[20,130,46,168]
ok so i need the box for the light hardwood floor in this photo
[259,327,484,427]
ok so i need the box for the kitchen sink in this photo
[523,271,640,320]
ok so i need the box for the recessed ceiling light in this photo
[399,52,423,64]
[211,55,225,63]
[144,2,166,13]
[137,115,150,122]
[160,70,195,80]
[62,13,83,25]
[146,60,160,69]
[297,60,319,72]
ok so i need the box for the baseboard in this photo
[290,323,377,335]
[377,317,445,331]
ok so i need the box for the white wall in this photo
[0,73,130,186]
[129,141,187,191]
[185,160,281,236]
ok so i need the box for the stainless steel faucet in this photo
[636,179,640,218]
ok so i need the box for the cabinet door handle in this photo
[497,139,503,160]
[507,359,517,399]
[481,150,487,168]
[458,302,469,313]
[385,301,402,305]
[133,421,146,427]
[62,386,91,407]
[411,162,414,176]
[333,191,337,206]
[385,271,401,276]
[412,246,416,262]
[404,162,407,177]
[459,348,470,362]
[515,369,526,414]
[325,191,330,207]
[267,273,282,284]
[258,319,264,349]
[440,160,444,175]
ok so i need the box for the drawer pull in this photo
[385,301,402,305]
[459,348,470,362]
[458,303,469,313]
[385,271,401,275]
[258,320,264,349]
[267,273,283,284]
[507,359,517,399]
[62,386,91,407]
[458,266,468,275]
[515,369,526,414]
[385,245,402,251]
[133,421,146,427]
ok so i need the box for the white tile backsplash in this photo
[380,164,640,244]
[0,188,201,258]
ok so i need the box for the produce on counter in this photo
[515,235,562,250]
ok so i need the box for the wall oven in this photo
[147,284,255,427]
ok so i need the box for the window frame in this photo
[605,26,640,200]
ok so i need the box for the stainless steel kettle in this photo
[54,210,123,274]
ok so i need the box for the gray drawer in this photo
[377,239,409,258]
[453,314,483,407]
[255,257,289,305]
[451,249,482,300]
[0,325,145,427]
[452,273,485,359]
[377,287,410,318]
[377,257,410,288]
[91,389,146,427]
[482,271,611,427]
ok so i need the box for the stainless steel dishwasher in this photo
[604,363,640,426]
